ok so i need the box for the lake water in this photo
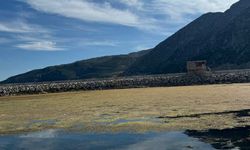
[1,126,249,150]
[0,130,214,150]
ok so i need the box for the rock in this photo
[0,70,250,97]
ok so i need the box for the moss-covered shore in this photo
[0,83,250,134]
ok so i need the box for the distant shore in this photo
[1,69,250,97]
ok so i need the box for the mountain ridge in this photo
[3,0,250,83]
[125,0,250,75]
[1,50,150,83]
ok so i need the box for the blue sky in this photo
[0,0,238,81]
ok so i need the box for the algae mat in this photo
[0,83,250,134]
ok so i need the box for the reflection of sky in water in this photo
[19,129,59,139]
[0,130,215,150]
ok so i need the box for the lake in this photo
[1,126,250,149]
[0,129,215,150]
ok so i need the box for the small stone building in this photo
[187,60,210,74]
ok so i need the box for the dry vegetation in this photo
[0,83,250,134]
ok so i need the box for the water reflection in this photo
[118,132,214,150]
[186,126,250,150]
[0,130,214,150]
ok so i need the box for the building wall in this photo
[187,61,208,74]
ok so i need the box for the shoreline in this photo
[1,69,250,97]
[1,84,250,134]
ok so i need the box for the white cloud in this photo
[15,35,52,42]
[0,21,60,51]
[0,23,26,33]
[149,0,239,20]
[134,45,151,51]
[16,41,63,51]
[120,0,144,10]
[22,0,238,34]
[0,20,48,33]
[23,0,155,30]
[82,40,119,47]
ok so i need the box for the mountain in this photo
[125,0,250,75]
[3,0,250,83]
[1,50,150,83]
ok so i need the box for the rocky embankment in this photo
[1,70,250,96]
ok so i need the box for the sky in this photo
[0,0,239,81]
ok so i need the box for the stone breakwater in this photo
[1,70,250,96]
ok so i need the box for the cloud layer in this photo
[24,0,151,29]
[0,0,239,52]
[0,20,47,33]
[22,0,238,31]
[148,0,238,19]
[0,20,62,51]
[16,41,62,51]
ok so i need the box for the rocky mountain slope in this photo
[125,0,250,75]
[2,0,250,83]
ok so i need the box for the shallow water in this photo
[0,130,214,150]
[1,126,249,150]
[186,126,250,150]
